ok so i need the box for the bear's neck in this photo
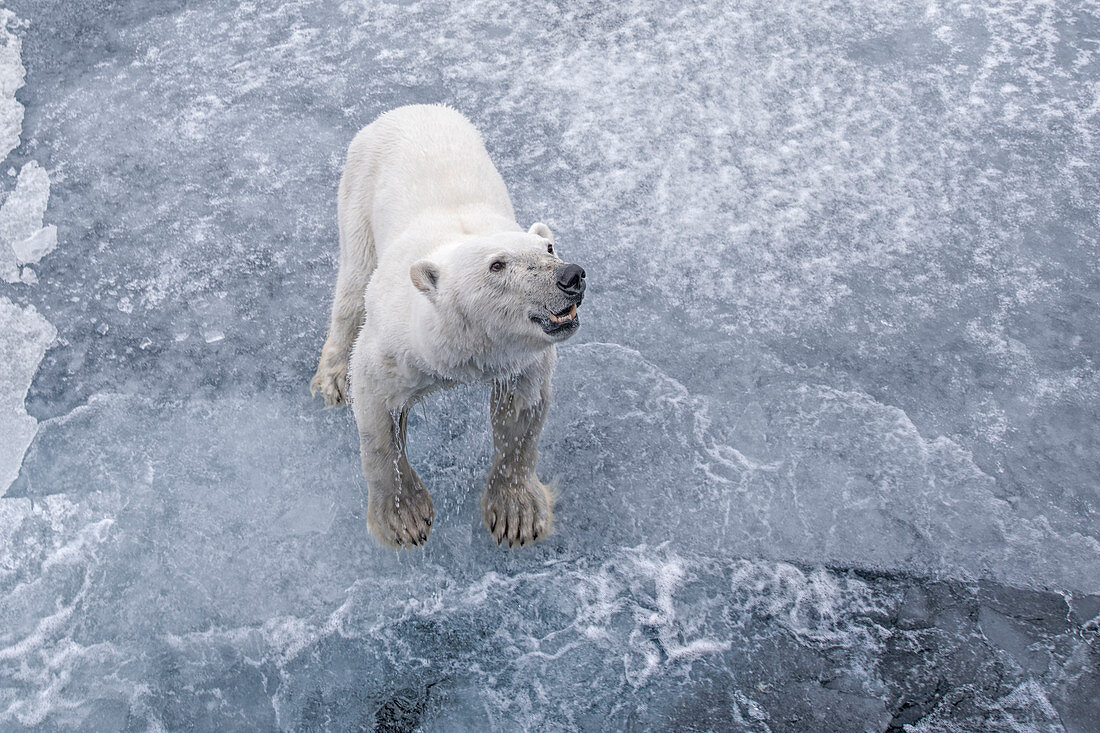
[410,304,545,384]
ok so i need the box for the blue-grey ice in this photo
[1,1,1097,730]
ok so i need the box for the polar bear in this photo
[311,105,586,549]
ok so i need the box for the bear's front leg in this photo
[482,360,555,548]
[355,398,434,547]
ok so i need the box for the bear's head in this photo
[410,222,586,351]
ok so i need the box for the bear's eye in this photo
[547,243,554,254]
[489,261,505,273]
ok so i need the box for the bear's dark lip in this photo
[531,316,580,335]
[551,303,575,318]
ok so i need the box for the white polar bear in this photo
[311,105,586,549]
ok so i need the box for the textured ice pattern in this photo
[1,0,1098,730]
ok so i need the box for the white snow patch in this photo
[0,9,24,282]
[0,161,55,267]
[13,221,56,264]
[0,12,56,280]
[0,10,58,496]
[0,298,54,496]
[0,10,24,163]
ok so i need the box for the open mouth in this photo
[550,303,578,324]
[532,303,581,334]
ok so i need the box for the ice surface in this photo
[0,8,25,283]
[0,10,54,282]
[1,161,56,263]
[1,0,1098,730]
[0,9,23,162]
[0,298,54,495]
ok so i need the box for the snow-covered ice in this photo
[1,0,1098,730]
[0,11,54,283]
[0,298,53,496]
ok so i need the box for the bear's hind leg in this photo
[482,366,555,548]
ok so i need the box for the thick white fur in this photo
[312,105,578,549]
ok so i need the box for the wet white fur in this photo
[312,105,570,548]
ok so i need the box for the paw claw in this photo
[367,482,434,549]
[482,477,554,549]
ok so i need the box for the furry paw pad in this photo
[482,477,554,548]
[310,361,348,408]
[367,484,434,548]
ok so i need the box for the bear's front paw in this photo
[367,482,434,548]
[310,361,348,408]
[481,477,554,548]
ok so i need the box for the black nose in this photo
[556,263,586,297]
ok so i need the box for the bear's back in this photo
[355,105,516,247]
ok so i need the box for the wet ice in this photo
[1,0,1099,730]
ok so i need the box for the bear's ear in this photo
[528,222,554,244]
[410,260,440,297]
